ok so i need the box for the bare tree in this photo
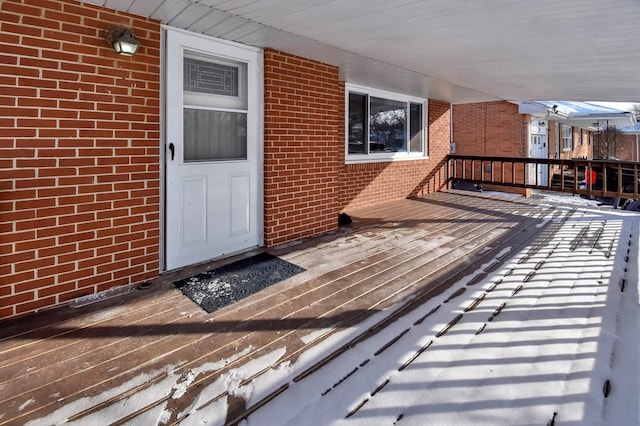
[594,125,621,159]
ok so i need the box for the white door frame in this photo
[528,119,549,185]
[160,26,264,271]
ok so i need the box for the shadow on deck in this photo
[0,190,594,425]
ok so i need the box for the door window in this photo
[183,52,248,162]
[183,109,247,161]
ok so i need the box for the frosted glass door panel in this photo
[183,109,247,162]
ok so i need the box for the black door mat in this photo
[173,252,306,314]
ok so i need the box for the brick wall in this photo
[452,101,528,194]
[453,101,597,193]
[263,49,343,246]
[263,50,452,239]
[615,134,639,161]
[453,101,527,157]
[0,0,161,319]
[1,3,454,319]
[571,128,591,159]
[557,126,592,160]
[341,99,451,211]
[594,132,638,161]
[548,121,558,158]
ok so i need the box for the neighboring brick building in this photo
[604,124,640,162]
[1,0,451,319]
[452,101,610,160]
[452,101,527,158]
[453,100,634,193]
[616,134,640,162]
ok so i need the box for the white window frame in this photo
[345,83,427,164]
[562,124,573,151]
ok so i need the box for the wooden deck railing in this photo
[447,154,640,200]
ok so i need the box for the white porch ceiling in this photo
[83,0,640,104]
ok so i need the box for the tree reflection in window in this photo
[348,93,367,154]
[370,97,406,153]
[346,85,426,159]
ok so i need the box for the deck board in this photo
[0,191,566,425]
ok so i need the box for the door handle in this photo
[168,143,175,161]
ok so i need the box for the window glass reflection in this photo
[348,93,367,154]
[369,97,406,153]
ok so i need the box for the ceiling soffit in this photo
[81,0,640,104]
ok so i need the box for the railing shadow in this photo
[326,207,639,425]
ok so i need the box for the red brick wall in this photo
[572,128,591,159]
[341,99,451,211]
[616,134,639,161]
[548,121,558,158]
[593,129,640,161]
[1,4,455,319]
[0,0,161,319]
[263,49,343,246]
[263,49,452,238]
[558,126,592,160]
[452,101,527,157]
[452,101,529,195]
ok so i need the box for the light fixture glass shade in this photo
[112,30,139,56]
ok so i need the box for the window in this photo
[183,52,248,162]
[578,129,583,146]
[562,125,573,151]
[346,84,426,162]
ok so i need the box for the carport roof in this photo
[516,101,636,128]
[84,0,640,104]
[619,123,640,134]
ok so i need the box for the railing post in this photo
[618,163,623,194]
[635,164,639,198]
[587,160,592,196]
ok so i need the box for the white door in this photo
[528,121,548,186]
[165,29,262,271]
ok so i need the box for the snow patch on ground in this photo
[532,190,605,208]
[25,365,179,425]
[18,399,35,412]
[26,346,255,426]
[300,328,334,345]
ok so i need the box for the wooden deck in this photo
[0,190,574,425]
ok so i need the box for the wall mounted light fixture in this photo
[104,24,139,56]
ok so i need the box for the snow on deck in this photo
[244,205,640,425]
[4,192,639,426]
